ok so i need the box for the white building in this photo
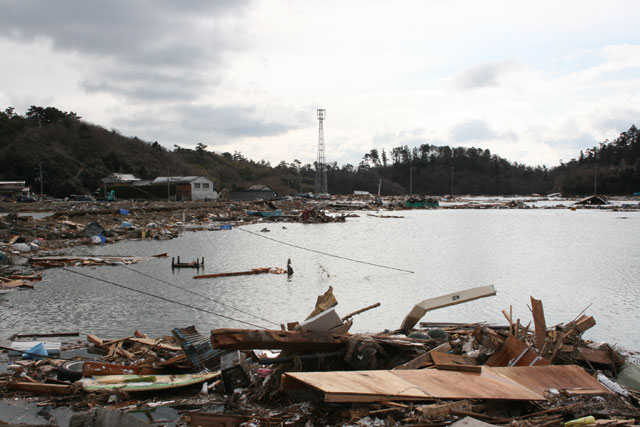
[151,176,218,201]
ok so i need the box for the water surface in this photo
[2,209,639,351]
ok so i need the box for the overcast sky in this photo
[1,1,639,168]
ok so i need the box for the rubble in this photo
[1,286,639,426]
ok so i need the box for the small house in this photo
[0,181,30,199]
[151,176,218,201]
[230,184,278,201]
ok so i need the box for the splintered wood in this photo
[86,332,190,369]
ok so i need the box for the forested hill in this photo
[0,106,638,198]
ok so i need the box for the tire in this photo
[57,360,85,382]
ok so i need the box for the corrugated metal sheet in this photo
[172,326,223,371]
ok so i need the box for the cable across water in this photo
[235,226,414,274]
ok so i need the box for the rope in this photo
[235,227,414,274]
[59,266,269,329]
[121,265,280,327]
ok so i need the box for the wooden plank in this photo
[530,296,547,351]
[284,366,608,402]
[82,361,163,376]
[430,352,481,372]
[194,267,285,280]
[392,352,433,370]
[127,337,182,351]
[210,328,348,350]
[282,367,545,402]
[8,381,72,395]
[1,280,26,288]
[10,332,78,340]
[574,315,596,334]
[489,365,612,397]
[87,334,104,346]
[575,348,613,365]
[485,336,550,367]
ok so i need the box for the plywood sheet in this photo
[282,367,544,402]
[282,365,609,403]
[488,365,612,396]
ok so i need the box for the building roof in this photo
[103,173,140,182]
[151,176,211,185]
[248,184,274,191]
[0,181,27,191]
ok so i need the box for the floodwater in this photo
[2,208,640,352]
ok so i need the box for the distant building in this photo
[575,195,609,206]
[0,181,30,199]
[151,176,218,201]
[102,173,141,184]
[103,175,218,201]
[230,184,278,201]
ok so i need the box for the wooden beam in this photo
[530,297,547,351]
[392,352,433,370]
[210,328,348,350]
[8,381,72,395]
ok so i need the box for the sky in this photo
[1,1,639,168]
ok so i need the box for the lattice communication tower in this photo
[314,108,328,195]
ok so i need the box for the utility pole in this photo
[38,163,43,198]
[594,164,598,195]
[167,165,171,202]
[450,166,454,197]
[409,167,413,196]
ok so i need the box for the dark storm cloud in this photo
[82,68,214,101]
[456,62,512,90]
[177,105,297,138]
[451,119,497,142]
[0,1,251,101]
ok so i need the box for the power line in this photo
[1,248,275,328]
[121,264,280,327]
[235,226,415,274]
[56,266,270,329]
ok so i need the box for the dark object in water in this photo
[287,258,293,276]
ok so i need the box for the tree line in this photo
[1,106,638,198]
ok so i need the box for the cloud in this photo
[0,1,251,102]
[176,105,298,138]
[450,119,498,142]
[82,68,213,102]
[455,62,515,90]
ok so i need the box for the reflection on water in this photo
[2,209,640,351]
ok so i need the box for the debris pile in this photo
[1,286,639,425]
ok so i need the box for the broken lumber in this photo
[485,335,550,367]
[193,267,286,279]
[430,351,481,372]
[530,296,547,351]
[210,328,348,350]
[8,381,72,395]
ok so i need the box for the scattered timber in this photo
[194,267,286,280]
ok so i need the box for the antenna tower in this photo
[315,109,328,195]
